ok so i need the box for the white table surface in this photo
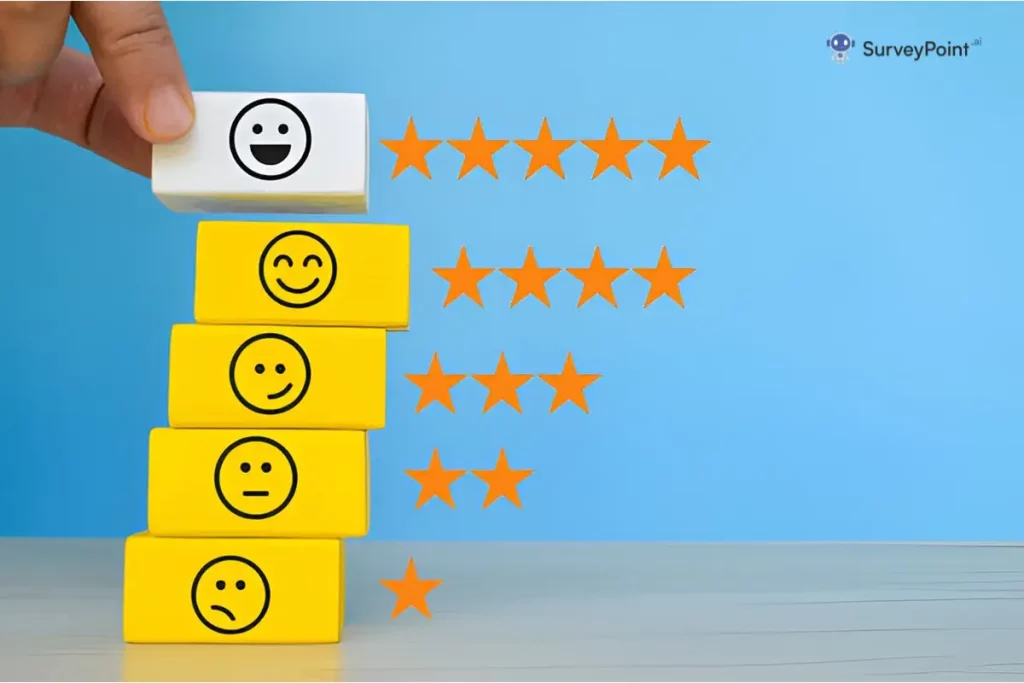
[2,539,1024,681]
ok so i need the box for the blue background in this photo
[1,2,1019,540]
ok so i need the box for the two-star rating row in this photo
[382,117,710,180]
[407,449,533,510]
[406,352,599,414]
[437,246,695,308]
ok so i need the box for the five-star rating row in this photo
[382,117,710,180]
[406,449,533,510]
[406,352,600,414]
[436,246,695,309]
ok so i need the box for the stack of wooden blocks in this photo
[121,92,409,644]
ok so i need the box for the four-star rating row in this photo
[436,246,696,308]
[406,352,600,414]
[382,117,710,180]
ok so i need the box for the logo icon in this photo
[828,32,855,64]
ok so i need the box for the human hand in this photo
[0,1,193,177]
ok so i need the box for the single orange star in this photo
[647,118,710,180]
[380,558,443,619]
[566,246,628,308]
[380,118,442,179]
[472,449,534,509]
[538,353,601,414]
[405,449,467,509]
[633,247,696,307]
[471,352,534,413]
[581,118,643,180]
[447,118,509,179]
[499,246,562,308]
[405,353,466,413]
[433,247,495,308]
[514,118,576,179]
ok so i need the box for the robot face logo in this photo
[828,32,855,64]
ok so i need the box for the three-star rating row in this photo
[437,246,695,308]
[382,117,710,180]
[406,352,600,414]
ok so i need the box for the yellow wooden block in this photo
[123,533,344,644]
[148,428,369,538]
[122,644,340,681]
[194,220,410,329]
[167,323,386,429]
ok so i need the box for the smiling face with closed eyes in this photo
[258,230,338,309]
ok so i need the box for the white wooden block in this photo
[152,92,368,215]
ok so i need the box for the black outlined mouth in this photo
[267,383,293,400]
[210,605,236,621]
[250,144,291,165]
[277,278,319,295]
[243,490,269,497]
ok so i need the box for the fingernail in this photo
[144,86,194,140]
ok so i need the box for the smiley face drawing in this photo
[228,98,312,181]
[258,230,338,309]
[228,333,311,415]
[214,436,298,520]
[191,555,271,635]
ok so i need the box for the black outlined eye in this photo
[253,124,263,134]
[273,254,293,267]
[278,124,289,134]
[303,254,323,268]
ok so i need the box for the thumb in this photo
[72,1,194,143]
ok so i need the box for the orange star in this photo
[405,449,467,509]
[380,118,442,179]
[566,246,628,308]
[633,247,696,307]
[433,247,494,308]
[647,118,710,180]
[514,118,576,179]
[405,353,466,413]
[447,118,509,179]
[380,558,443,619]
[472,449,534,509]
[471,353,534,414]
[499,246,562,308]
[538,353,601,414]
[581,118,643,180]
